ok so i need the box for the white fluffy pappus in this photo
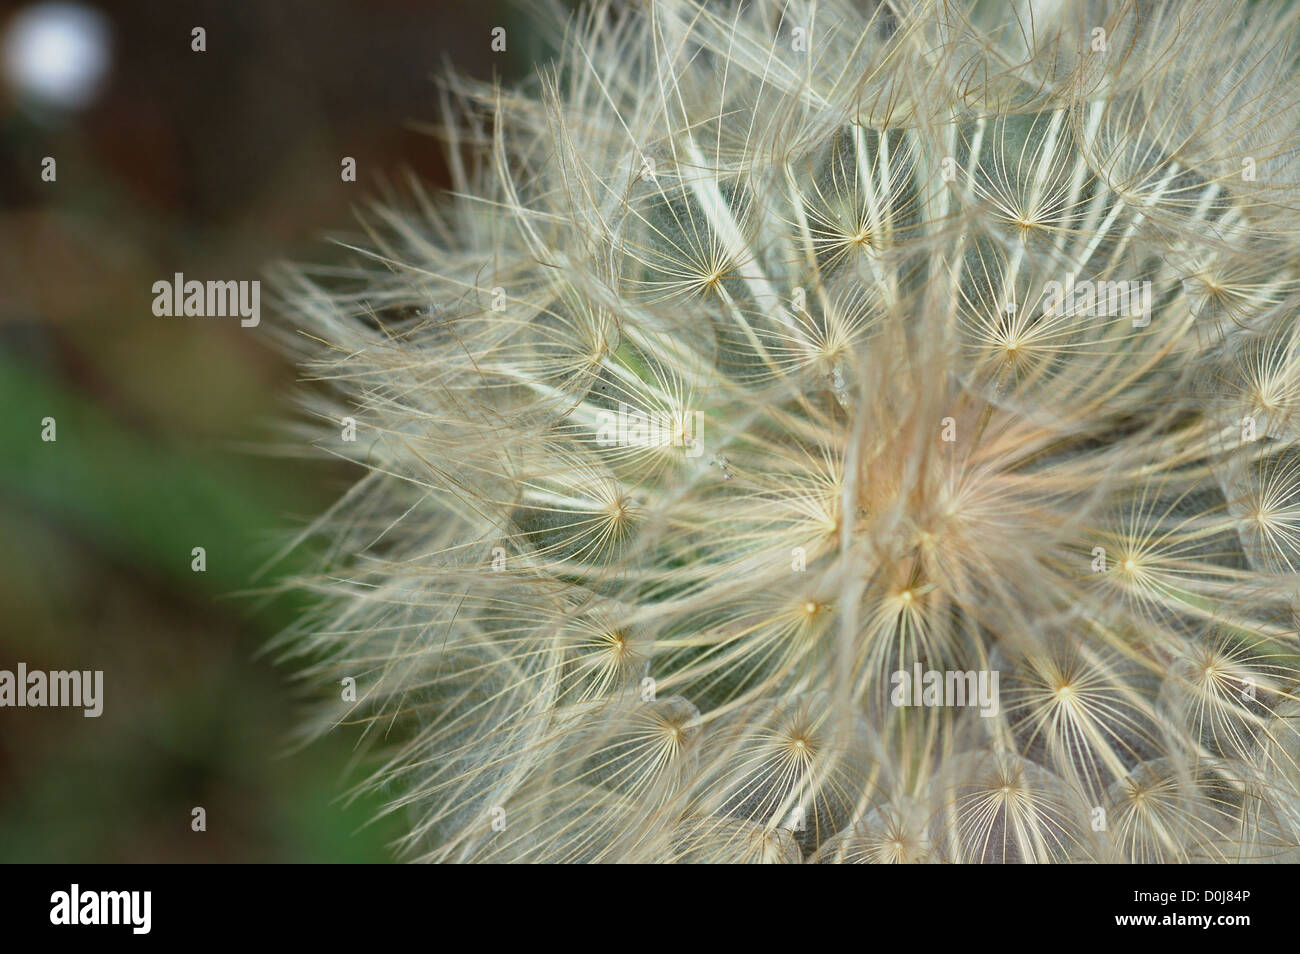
[273,0,1300,863]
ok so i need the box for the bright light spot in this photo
[3,2,111,111]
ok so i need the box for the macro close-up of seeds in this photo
[5,0,1300,907]
[275,0,1300,863]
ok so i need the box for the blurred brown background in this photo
[0,0,548,862]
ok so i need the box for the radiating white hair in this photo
[276,0,1300,862]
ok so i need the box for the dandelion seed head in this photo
[278,0,1300,862]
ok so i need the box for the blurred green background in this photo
[0,0,543,862]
